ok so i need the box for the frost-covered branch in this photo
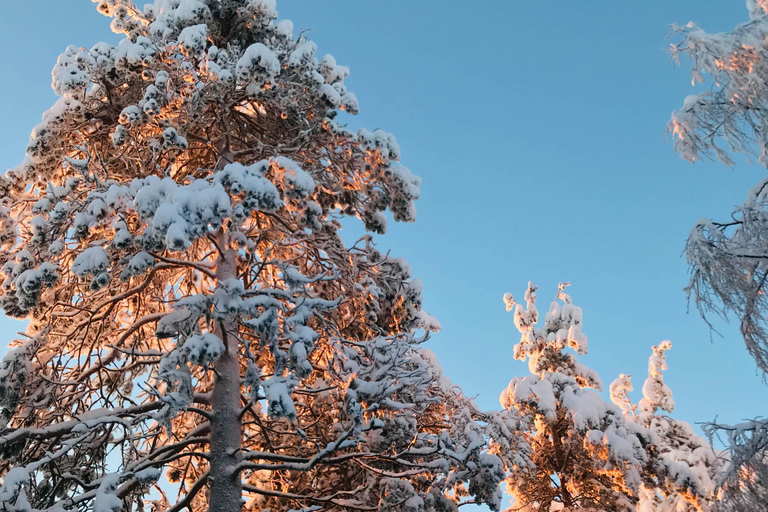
[668,6,768,506]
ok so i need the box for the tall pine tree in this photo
[0,1,511,511]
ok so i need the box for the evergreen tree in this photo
[498,283,708,512]
[610,342,725,512]
[0,1,510,511]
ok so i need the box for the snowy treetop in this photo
[499,283,719,512]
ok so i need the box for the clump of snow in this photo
[289,41,317,66]
[178,24,207,55]
[639,340,675,414]
[0,467,29,504]
[120,252,155,281]
[52,46,93,97]
[272,157,315,196]
[133,467,161,485]
[115,36,154,69]
[132,175,232,252]
[263,374,298,419]
[161,127,188,149]
[119,105,142,125]
[183,333,224,366]
[94,474,123,512]
[214,161,282,213]
[236,43,280,84]
[71,247,110,278]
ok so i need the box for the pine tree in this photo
[0,1,510,511]
[498,283,708,512]
[610,342,725,512]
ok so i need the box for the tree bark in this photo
[552,421,574,510]
[208,233,242,512]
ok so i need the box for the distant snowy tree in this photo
[497,283,708,512]
[0,1,510,511]
[667,2,768,508]
[610,342,725,512]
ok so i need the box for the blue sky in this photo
[1,0,767,460]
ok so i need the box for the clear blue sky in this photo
[1,0,767,456]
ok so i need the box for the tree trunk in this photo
[208,236,242,512]
[552,421,574,510]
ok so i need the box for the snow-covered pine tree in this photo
[667,3,768,507]
[0,1,511,511]
[497,283,708,512]
[610,342,725,512]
